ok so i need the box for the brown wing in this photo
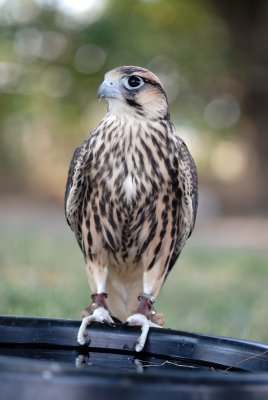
[64,140,90,252]
[166,135,198,275]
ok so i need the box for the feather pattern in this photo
[65,66,198,321]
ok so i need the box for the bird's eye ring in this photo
[123,75,144,90]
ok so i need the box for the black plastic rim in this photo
[0,316,268,400]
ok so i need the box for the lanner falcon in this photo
[65,66,198,351]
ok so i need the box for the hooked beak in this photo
[98,78,121,100]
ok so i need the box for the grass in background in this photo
[1,228,268,343]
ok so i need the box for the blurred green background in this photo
[0,0,267,342]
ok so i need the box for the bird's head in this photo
[98,66,169,120]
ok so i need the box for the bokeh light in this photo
[210,140,248,182]
[41,66,73,97]
[204,95,241,129]
[0,62,22,92]
[74,44,106,75]
[14,28,43,62]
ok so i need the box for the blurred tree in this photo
[0,0,266,214]
[212,0,268,212]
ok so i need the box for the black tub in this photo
[0,316,267,399]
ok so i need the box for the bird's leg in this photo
[81,292,108,317]
[77,263,114,345]
[136,293,164,325]
[126,293,164,352]
[126,259,167,352]
[77,292,114,345]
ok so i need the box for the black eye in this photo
[128,76,142,87]
[123,75,144,90]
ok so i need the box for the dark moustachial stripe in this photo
[126,98,143,110]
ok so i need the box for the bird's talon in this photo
[135,340,144,353]
[77,306,114,346]
[125,313,160,352]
